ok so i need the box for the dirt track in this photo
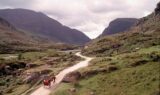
[30,52,93,95]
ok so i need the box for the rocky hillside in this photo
[0,9,90,45]
[0,17,75,53]
[0,17,42,53]
[101,18,138,36]
[53,3,160,95]
[82,9,160,56]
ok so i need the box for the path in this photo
[30,52,93,95]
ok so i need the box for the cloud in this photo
[0,0,158,39]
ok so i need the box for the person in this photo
[52,74,56,82]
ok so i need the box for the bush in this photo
[107,65,118,72]
[18,53,23,60]
[130,59,148,67]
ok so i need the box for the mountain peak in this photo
[100,18,138,36]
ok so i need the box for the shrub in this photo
[130,59,148,67]
[18,53,23,60]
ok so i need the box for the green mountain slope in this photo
[82,11,160,57]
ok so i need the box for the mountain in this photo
[56,3,160,95]
[0,17,43,53]
[0,17,79,54]
[0,9,90,45]
[101,18,138,36]
[82,6,160,56]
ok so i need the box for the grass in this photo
[82,13,160,57]
[0,49,83,95]
[0,75,31,95]
[52,83,73,95]
[52,46,160,95]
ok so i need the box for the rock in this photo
[151,90,160,95]
[107,65,118,72]
[130,60,148,67]
[40,69,52,75]
[24,72,40,83]
[81,70,98,78]
[155,2,160,14]
[62,71,81,83]
[26,63,38,68]
[68,88,76,93]
[90,91,95,95]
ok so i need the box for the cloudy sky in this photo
[0,0,159,39]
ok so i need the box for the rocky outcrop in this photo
[101,18,138,36]
[23,72,41,83]
[155,2,160,15]
[81,65,118,78]
[62,71,81,83]
[0,62,26,76]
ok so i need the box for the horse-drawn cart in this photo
[43,75,56,88]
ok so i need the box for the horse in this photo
[43,75,56,88]
[43,79,52,87]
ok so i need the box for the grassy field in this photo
[0,49,83,95]
[51,46,160,95]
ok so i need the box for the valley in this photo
[0,49,83,95]
[0,1,159,95]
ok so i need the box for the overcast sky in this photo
[0,0,159,39]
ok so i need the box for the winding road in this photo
[30,52,93,95]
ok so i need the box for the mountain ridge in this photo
[0,8,90,45]
[100,18,138,36]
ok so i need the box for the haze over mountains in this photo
[101,18,138,36]
[0,9,90,45]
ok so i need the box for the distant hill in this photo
[100,18,138,36]
[0,17,77,53]
[0,9,90,45]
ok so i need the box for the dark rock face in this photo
[0,9,90,45]
[155,2,160,14]
[0,62,26,76]
[101,18,138,36]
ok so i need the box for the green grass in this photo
[52,46,160,95]
[51,83,73,95]
[51,13,160,95]
[0,49,83,95]
[75,62,159,95]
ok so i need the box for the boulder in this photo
[26,63,38,68]
[62,71,81,83]
[24,72,40,83]
[40,69,52,75]
[90,91,95,95]
[107,65,118,72]
[68,88,76,93]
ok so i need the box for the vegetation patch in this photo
[52,46,160,95]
